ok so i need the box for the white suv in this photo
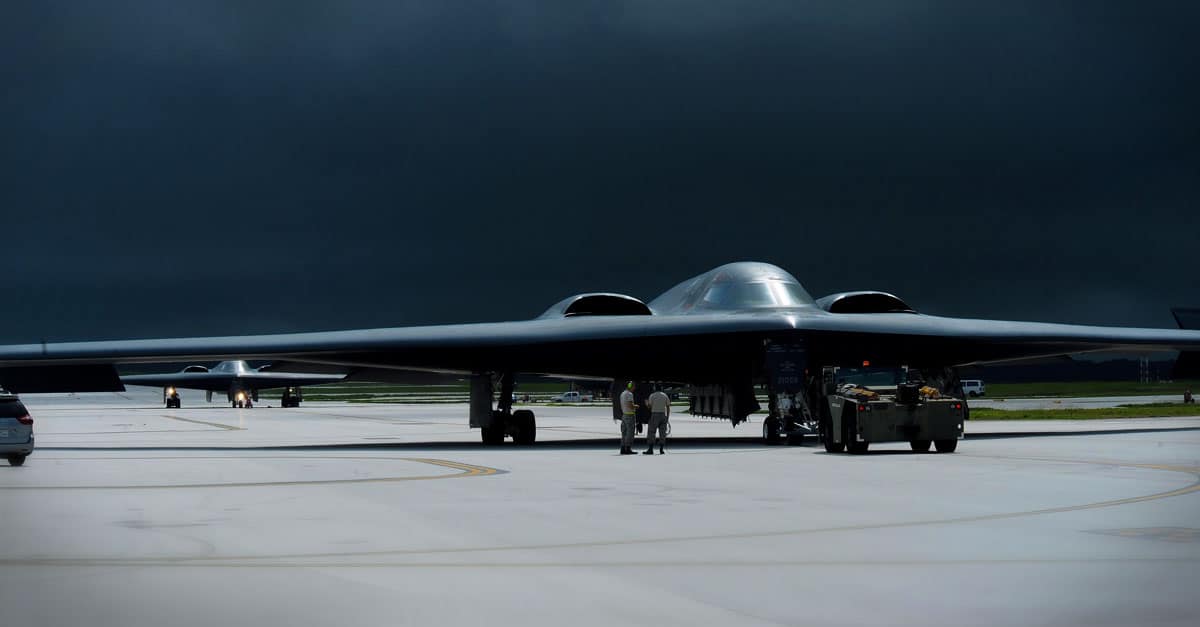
[0,391,34,466]
[961,380,986,397]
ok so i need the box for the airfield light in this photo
[862,360,870,367]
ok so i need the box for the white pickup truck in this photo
[550,391,594,403]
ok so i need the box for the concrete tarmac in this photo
[2,388,1199,626]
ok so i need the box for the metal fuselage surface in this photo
[0,262,1197,424]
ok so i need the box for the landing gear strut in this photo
[475,372,536,445]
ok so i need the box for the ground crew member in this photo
[619,381,637,455]
[644,385,670,454]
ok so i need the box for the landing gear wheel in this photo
[910,439,932,452]
[823,438,845,453]
[7,454,27,467]
[847,440,870,454]
[934,439,958,453]
[481,410,506,445]
[512,409,536,445]
[762,417,782,445]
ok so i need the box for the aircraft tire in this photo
[512,409,536,445]
[934,439,958,453]
[7,454,27,467]
[823,438,844,453]
[910,439,932,452]
[482,411,506,445]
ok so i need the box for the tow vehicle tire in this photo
[843,410,869,454]
[909,439,932,452]
[934,439,958,453]
[762,417,782,445]
[7,454,26,467]
[512,409,536,445]
[821,416,843,452]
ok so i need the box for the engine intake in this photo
[539,293,652,318]
[816,291,916,314]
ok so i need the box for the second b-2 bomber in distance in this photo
[121,360,345,408]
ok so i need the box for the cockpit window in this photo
[701,280,813,309]
[647,262,817,313]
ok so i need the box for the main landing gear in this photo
[164,386,181,409]
[228,389,257,408]
[475,373,536,445]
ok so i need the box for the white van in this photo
[961,380,986,397]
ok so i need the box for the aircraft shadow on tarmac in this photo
[39,426,1200,453]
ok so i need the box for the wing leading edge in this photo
[1,310,1199,391]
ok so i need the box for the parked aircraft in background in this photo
[1,262,1197,444]
[121,360,344,408]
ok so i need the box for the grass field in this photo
[971,402,1200,420]
[983,380,1199,398]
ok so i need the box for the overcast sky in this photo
[2,1,1197,342]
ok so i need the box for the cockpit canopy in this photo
[648,262,816,314]
[212,361,253,373]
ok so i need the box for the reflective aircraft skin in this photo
[120,360,345,408]
[1,262,1198,442]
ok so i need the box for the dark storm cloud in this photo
[2,1,1198,342]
